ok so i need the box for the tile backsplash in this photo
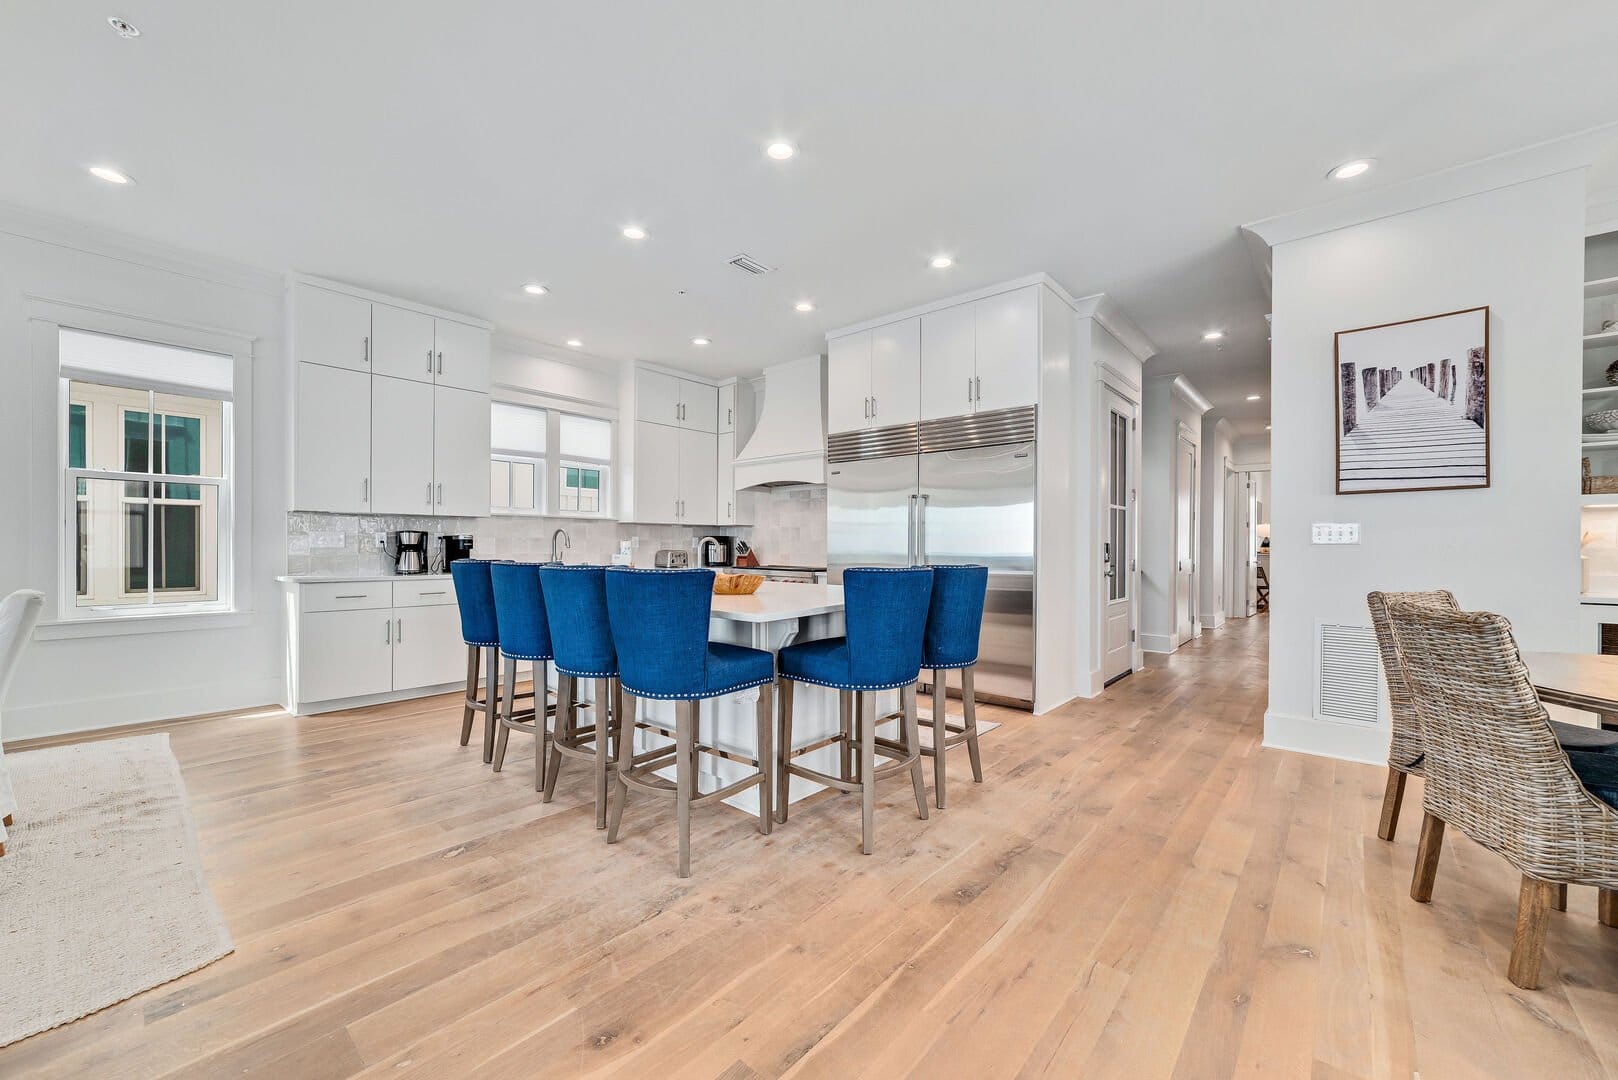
[286,484,828,576]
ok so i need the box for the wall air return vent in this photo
[728,253,776,276]
[1314,622,1381,724]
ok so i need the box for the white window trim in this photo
[27,297,255,635]
[489,395,617,519]
[489,452,546,517]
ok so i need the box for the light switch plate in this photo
[1311,523,1361,545]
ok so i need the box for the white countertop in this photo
[710,582,844,623]
[277,573,453,584]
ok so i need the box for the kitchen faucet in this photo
[550,527,571,563]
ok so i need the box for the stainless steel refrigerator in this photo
[827,407,1036,706]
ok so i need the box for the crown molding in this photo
[824,272,1077,340]
[1072,291,1158,363]
[1151,372,1214,415]
[1243,121,1618,250]
[0,199,282,295]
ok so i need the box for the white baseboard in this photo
[1200,612,1226,629]
[289,680,466,717]
[5,676,284,743]
[1262,710,1386,766]
[1140,632,1177,655]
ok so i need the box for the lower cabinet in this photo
[286,578,464,712]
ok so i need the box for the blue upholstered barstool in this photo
[539,565,625,828]
[918,564,989,809]
[489,562,552,785]
[603,568,775,877]
[451,559,504,763]
[776,566,933,854]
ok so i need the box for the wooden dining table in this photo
[1521,651,1618,729]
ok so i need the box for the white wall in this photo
[1232,434,1270,467]
[1199,417,1235,627]
[1139,375,1211,653]
[1265,169,1585,762]
[0,220,288,740]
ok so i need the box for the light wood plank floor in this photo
[5,615,1618,1078]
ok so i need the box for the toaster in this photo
[653,548,691,568]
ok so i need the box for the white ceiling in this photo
[6,3,1618,436]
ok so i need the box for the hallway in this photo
[3,617,1616,1077]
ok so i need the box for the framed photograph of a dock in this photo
[1334,306,1489,495]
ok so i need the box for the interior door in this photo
[678,428,718,524]
[826,453,919,583]
[1102,390,1137,684]
[920,442,1036,704]
[371,375,436,514]
[433,385,493,517]
[869,317,921,427]
[1175,437,1196,646]
[370,302,436,384]
[827,330,873,434]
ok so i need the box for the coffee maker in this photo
[697,535,731,567]
[438,534,475,570]
[385,530,430,575]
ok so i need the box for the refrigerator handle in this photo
[916,493,929,566]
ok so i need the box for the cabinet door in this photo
[827,330,872,434]
[870,317,921,427]
[371,303,437,383]
[680,380,719,433]
[297,608,395,703]
[434,386,492,517]
[371,376,436,514]
[292,284,371,373]
[718,383,736,434]
[433,319,491,393]
[632,420,682,523]
[716,430,736,524]
[920,304,978,421]
[973,287,1041,413]
[294,363,372,512]
[636,370,683,427]
[678,428,718,524]
[392,605,466,691]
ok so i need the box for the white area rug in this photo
[0,733,232,1048]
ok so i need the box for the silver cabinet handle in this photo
[436,483,443,505]
[426,481,432,505]
[917,492,929,565]
[427,348,434,373]
[419,590,445,596]
[975,376,981,402]
[335,593,367,599]
[727,407,733,426]
[968,377,973,403]
[385,618,392,645]
[437,350,443,375]
[363,336,370,365]
[396,617,404,642]
[871,396,877,417]
[726,501,732,519]
[362,477,369,503]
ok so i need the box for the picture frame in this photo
[1333,305,1490,495]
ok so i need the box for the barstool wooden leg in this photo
[492,655,518,772]
[1377,769,1407,842]
[481,646,500,764]
[860,692,877,855]
[607,688,632,843]
[905,684,929,820]
[535,661,549,793]
[544,673,570,803]
[962,666,983,783]
[1410,812,1445,903]
[676,699,697,878]
[931,672,947,809]
[460,645,479,746]
[776,678,795,824]
[839,690,854,785]
[593,677,612,829]
[755,683,774,835]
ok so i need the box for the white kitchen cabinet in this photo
[921,304,979,421]
[827,330,873,435]
[371,302,437,383]
[679,428,719,524]
[636,370,684,427]
[371,376,436,514]
[716,431,752,525]
[718,383,736,434]
[632,420,683,523]
[869,317,921,427]
[681,382,719,433]
[433,319,491,393]
[292,283,372,374]
[433,385,492,517]
[392,604,466,690]
[297,607,396,704]
[973,286,1041,414]
[294,362,373,512]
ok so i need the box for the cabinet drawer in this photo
[393,579,458,608]
[300,581,393,612]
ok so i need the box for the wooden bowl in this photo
[714,573,765,596]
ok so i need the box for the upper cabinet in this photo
[432,318,492,392]
[292,284,372,373]
[635,369,719,432]
[920,286,1040,421]
[827,330,873,435]
[718,383,736,434]
[828,318,922,434]
[371,303,437,383]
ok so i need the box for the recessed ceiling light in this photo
[621,225,647,241]
[794,300,815,313]
[522,283,549,296]
[88,165,132,185]
[766,141,796,161]
[1246,394,1262,401]
[1330,159,1374,180]
[692,337,712,346]
[565,338,583,348]
[930,254,954,270]
[1202,329,1224,341]
[107,16,140,38]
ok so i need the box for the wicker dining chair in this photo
[1367,590,1459,844]
[1386,601,1618,989]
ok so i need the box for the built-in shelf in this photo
[1583,434,1618,450]
[1586,276,1618,299]
[1585,385,1618,397]
[1584,494,1618,508]
[1585,330,1618,351]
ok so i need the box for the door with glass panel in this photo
[1102,388,1137,685]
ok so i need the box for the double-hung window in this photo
[60,328,233,616]
[489,402,546,514]
[558,414,611,515]
[489,402,613,517]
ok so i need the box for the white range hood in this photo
[732,354,826,488]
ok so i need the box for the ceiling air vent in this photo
[728,253,776,276]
